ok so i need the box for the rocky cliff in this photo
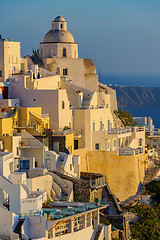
[110,86,160,108]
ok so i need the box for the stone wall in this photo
[77,149,148,201]
[90,188,103,202]
[107,213,131,240]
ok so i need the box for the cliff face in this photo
[111,86,160,108]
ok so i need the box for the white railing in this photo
[74,129,83,137]
[108,127,131,135]
[70,105,107,110]
[41,113,49,118]
[52,129,73,135]
[119,147,143,156]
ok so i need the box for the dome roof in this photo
[53,16,66,22]
[43,30,74,43]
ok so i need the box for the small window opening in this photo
[63,68,68,75]
[62,101,65,109]
[63,48,67,57]
[95,143,99,150]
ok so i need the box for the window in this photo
[20,160,29,170]
[16,147,19,156]
[139,138,142,146]
[0,70,2,77]
[70,164,72,171]
[62,101,65,109]
[57,68,60,75]
[93,121,95,131]
[63,48,67,57]
[63,68,68,75]
[95,143,99,150]
[74,140,78,150]
[61,23,63,29]
[100,120,103,131]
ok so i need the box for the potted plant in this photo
[20,140,24,147]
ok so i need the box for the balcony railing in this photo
[20,138,43,147]
[13,119,39,129]
[41,113,49,118]
[119,147,143,156]
[52,129,73,136]
[90,177,106,188]
[107,127,131,135]
[74,129,83,138]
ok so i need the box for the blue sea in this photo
[101,74,160,128]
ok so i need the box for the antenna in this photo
[99,69,101,83]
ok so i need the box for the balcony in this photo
[90,176,106,188]
[19,138,43,148]
[52,129,73,136]
[74,129,83,138]
[106,127,132,138]
[41,113,49,118]
[118,147,143,156]
[13,119,39,129]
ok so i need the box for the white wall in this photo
[10,172,26,185]
[44,150,58,171]
[27,174,52,196]
[22,215,47,239]
[0,204,18,238]
[20,194,43,213]
[55,225,94,240]
[0,152,14,179]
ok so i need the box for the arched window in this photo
[62,101,65,109]
[61,24,63,29]
[63,48,67,57]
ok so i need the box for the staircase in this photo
[49,172,72,202]
[143,167,159,185]
[103,186,118,215]
[14,219,24,239]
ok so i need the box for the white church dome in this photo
[54,16,66,22]
[43,16,75,43]
[43,30,74,43]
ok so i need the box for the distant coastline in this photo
[101,73,160,87]
[101,74,160,128]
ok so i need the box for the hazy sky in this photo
[1,0,160,74]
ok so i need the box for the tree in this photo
[114,109,138,127]
[32,49,40,58]
[145,180,160,206]
[131,204,160,240]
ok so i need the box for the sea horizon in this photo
[101,73,160,87]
